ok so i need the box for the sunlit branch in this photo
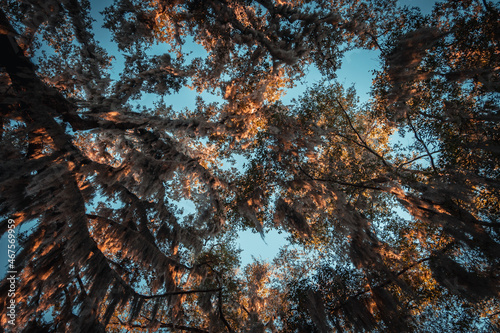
[396,150,443,169]
[334,96,391,168]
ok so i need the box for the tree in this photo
[261,1,500,331]
[0,0,499,332]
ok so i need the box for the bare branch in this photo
[298,165,384,191]
[332,257,432,312]
[406,116,438,173]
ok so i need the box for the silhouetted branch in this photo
[407,116,438,174]
[298,165,384,191]
[397,150,442,169]
[332,257,431,312]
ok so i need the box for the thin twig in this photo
[334,97,391,168]
[298,165,384,191]
[204,262,234,332]
[407,116,438,174]
[331,257,431,312]
[142,287,222,299]
[397,150,442,169]
[219,288,234,333]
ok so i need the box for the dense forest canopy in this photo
[0,0,499,331]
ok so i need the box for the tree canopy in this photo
[0,0,499,332]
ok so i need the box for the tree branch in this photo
[204,262,234,332]
[334,97,391,168]
[332,257,431,312]
[298,165,384,191]
[396,150,442,169]
[407,116,438,174]
[142,287,222,299]
[218,288,234,333]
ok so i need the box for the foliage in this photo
[0,0,499,332]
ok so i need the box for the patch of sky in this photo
[40,306,55,326]
[54,115,77,136]
[129,82,223,113]
[91,0,220,114]
[84,182,126,215]
[336,48,381,102]
[238,229,288,266]
[370,197,415,246]
[398,0,436,15]
[218,153,248,173]
[171,198,197,222]
[281,48,380,106]
[0,218,38,279]
[90,0,125,76]
[390,124,443,170]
